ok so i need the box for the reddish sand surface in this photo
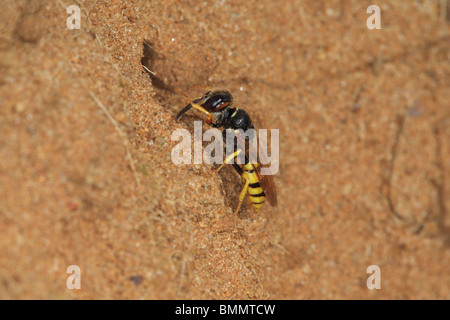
[0,0,449,299]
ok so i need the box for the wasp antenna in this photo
[174,88,194,121]
[175,104,193,121]
[174,87,211,121]
[188,84,215,92]
[174,88,193,104]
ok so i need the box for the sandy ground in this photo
[0,0,449,299]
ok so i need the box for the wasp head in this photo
[200,90,233,113]
[175,90,233,125]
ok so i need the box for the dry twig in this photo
[89,91,141,188]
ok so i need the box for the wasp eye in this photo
[202,91,233,112]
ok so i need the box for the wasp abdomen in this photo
[242,163,265,210]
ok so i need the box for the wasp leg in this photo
[234,177,249,228]
[232,163,243,175]
[216,149,242,173]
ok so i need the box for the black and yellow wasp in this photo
[175,89,277,224]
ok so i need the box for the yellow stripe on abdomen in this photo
[242,163,266,210]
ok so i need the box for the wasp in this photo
[175,89,277,224]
